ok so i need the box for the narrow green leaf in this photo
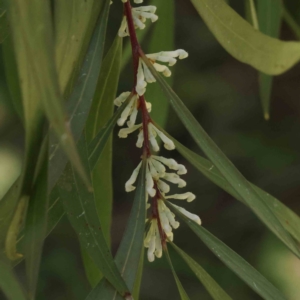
[81,248,102,288]
[168,137,300,245]
[0,1,110,264]
[0,256,26,300]
[88,95,132,168]
[0,0,110,259]
[86,35,123,240]
[2,0,46,262]
[58,134,130,297]
[146,0,174,128]
[23,139,49,299]
[132,246,144,300]
[49,0,110,190]
[83,34,123,286]
[0,7,8,44]
[168,204,287,300]
[247,0,259,30]
[170,243,232,300]
[141,61,300,258]
[190,0,300,75]
[257,0,282,119]
[165,249,190,300]
[6,0,91,189]
[86,160,147,300]
[0,180,20,249]
[15,92,127,264]
[2,35,23,119]
[54,0,104,95]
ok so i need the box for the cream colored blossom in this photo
[119,6,158,37]
[136,50,188,95]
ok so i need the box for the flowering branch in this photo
[115,0,201,262]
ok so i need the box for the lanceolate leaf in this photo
[58,135,130,298]
[190,0,300,75]
[49,0,111,190]
[247,0,259,30]
[24,140,49,299]
[257,0,282,119]
[2,35,23,120]
[165,249,190,300]
[86,35,123,240]
[132,247,144,300]
[142,61,300,258]
[168,204,286,300]
[6,0,91,189]
[54,0,104,95]
[170,243,232,300]
[0,256,26,300]
[0,0,111,257]
[88,95,132,168]
[84,34,123,286]
[15,96,129,261]
[86,160,147,300]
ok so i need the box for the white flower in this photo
[125,159,156,196]
[165,192,196,202]
[114,92,138,127]
[158,200,179,235]
[125,155,188,197]
[136,123,175,151]
[152,155,187,174]
[172,203,201,225]
[125,161,142,192]
[135,50,188,95]
[144,219,162,262]
[118,6,158,37]
[158,172,186,190]
[118,123,142,138]
[114,92,152,128]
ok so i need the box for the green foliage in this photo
[0,256,27,300]
[165,249,191,300]
[87,160,147,299]
[58,134,130,297]
[1,0,300,299]
[24,140,49,299]
[190,0,300,75]
[170,243,232,300]
[83,34,123,286]
[168,204,287,300]
[257,0,282,119]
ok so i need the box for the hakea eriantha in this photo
[116,0,201,262]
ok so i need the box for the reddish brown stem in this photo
[124,1,140,86]
[124,1,167,247]
[124,1,152,158]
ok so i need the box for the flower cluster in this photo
[136,50,188,95]
[119,6,158,37]
[116,0,201,262]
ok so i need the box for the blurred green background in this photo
[1,0,300,299]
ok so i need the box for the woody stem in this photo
[124,1,151,158]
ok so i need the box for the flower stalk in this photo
[116,0,201,262]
